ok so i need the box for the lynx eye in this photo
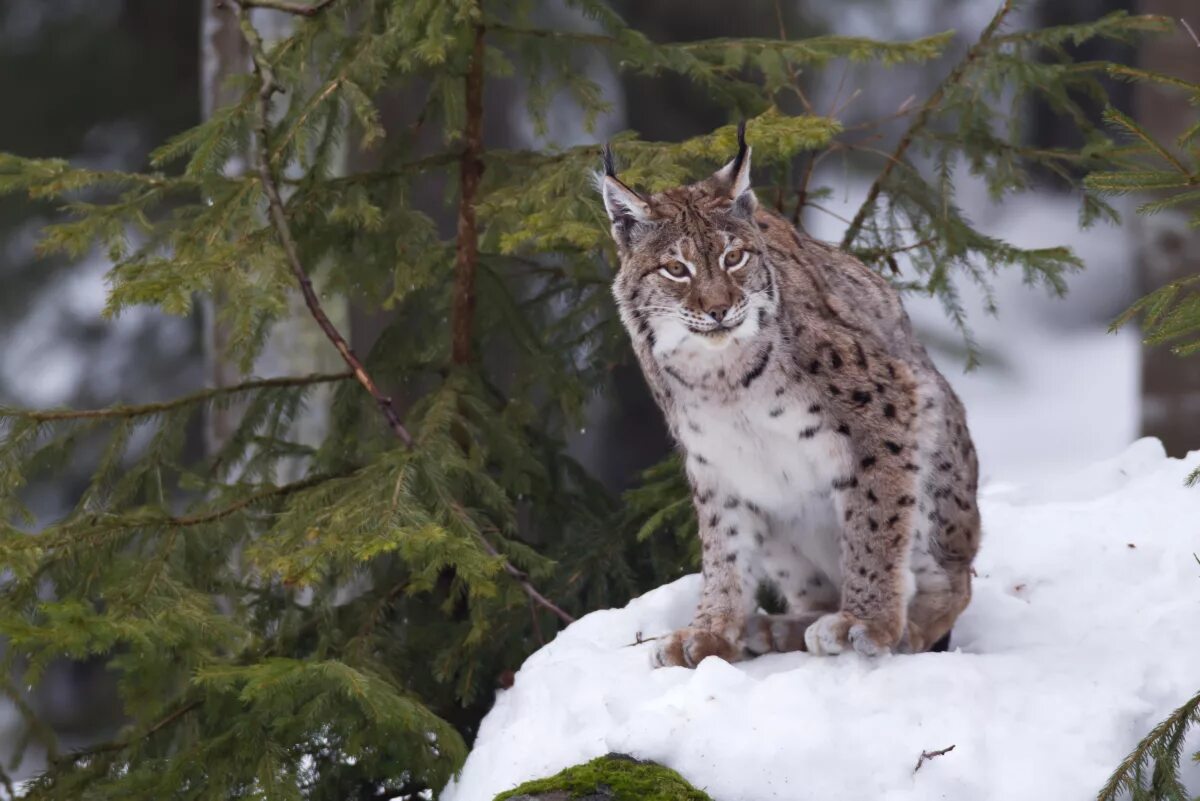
[723,248,749,272]
[658,261,691,282]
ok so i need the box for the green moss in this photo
[492,754,713,801]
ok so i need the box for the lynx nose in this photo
[706,304,730,324]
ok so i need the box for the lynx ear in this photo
[711,120,756,218]
[598,145,653,249]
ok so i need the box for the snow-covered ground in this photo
[443,439,1200,800]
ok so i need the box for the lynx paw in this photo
[653,626,739,668]
[804,611,898,657]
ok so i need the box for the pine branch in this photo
[166,473,335,527]
[69,699,201,760]
[0,372,351,422]
[233,1,414,449]
[841,0,1015,249]
[452,18,485,365]
[231,2,574,625]
[476,534,575,625]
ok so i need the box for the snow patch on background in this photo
[443,441,1200,801]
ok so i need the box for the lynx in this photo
[598,124,981,667]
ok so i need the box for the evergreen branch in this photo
[232,0,337,16]
[1097,689,1200,800]
[452,18,485,365]
[841,0,1015,249]
[0,372,351,422]
[1103,106,1191,176]
[69,699,201,759]
[475,533,575,625]
[167,474,335,527]
[233,3,573,626]
[233,1,414,448]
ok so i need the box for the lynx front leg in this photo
[806,447,918,657]
[654,493,762,668]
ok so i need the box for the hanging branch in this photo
[452,20,486,364]
[233,1,413,449]
[2,372,351,422]
[230,2,575,624]
[840,0,1015,249]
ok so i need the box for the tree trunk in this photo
[1134,1,1200,456]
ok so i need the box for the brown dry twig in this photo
[913,744,956,773]
[841,0,1015,249]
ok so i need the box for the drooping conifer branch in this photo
[1,372,351,422]
[452,19,486,364]
[840,0,1015,249]
[231,1,574,625]
[234,1,414,449]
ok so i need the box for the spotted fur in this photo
[599,127,981,667]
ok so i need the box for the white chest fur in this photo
[675,385,851,515]
[676,385,851,585]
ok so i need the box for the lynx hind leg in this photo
[900,564,971,653]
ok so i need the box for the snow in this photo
[442,439,1200,801]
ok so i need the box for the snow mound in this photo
[443,440,1200,801]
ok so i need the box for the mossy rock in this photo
[493,753,713,801]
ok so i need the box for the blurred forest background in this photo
[0,0,1196,793]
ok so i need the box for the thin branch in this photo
[475,534,576,625]
[2,373,351,422]
[167,473,334,527]
[913,744,956,773]
[233,1,413,448]
[452,20,486,364]
[230,2,574,623]
[66,699,201,760]
[841,0,1015,249]
[1179,17,1199,48]
[234,0,337,16]
[772,0,813,113]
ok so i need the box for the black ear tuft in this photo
[729,121,749,184]
[602,144,616,178]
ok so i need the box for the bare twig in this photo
[2,372,351,422]
[772,0,813,113]
[1181,18,1200,48]
[913,744,956,773]
[841,0,1015,249]
[451,21,486,364]
[623,631,661,647]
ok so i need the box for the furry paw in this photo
[653,627,739,668]
[804,611,898,657]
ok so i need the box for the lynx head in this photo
[598,124,777,359]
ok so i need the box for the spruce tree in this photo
[1087,26,1200,799]
[0,1,1171,798]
